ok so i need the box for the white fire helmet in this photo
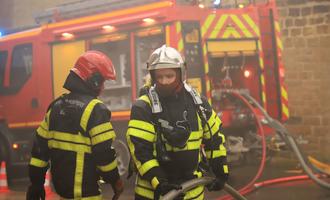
[147,45,185,71]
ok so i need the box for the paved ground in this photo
[1,153,329,199]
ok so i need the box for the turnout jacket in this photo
[29,72,119,199]
[126,86,228,200]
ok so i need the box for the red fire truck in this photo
[0,0,289,183]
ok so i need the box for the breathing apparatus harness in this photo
[148,82,215,172]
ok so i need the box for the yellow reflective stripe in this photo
[91,130,115,145]
[151,177,160,189]
[206,111,216,124]
[204,113,221,139]
[205,144,227,158]
[242,14,260,36]
[136,177,154,199]
[202,14,216,37]
[194,170,203,178]
[97,159,117,172]
[37,109,51,138]
[197,113,203,131]
[189,130,203,140]
[80,99,102,131]
[210,14,228,38]
[129,120,155,133]
[219,132,226,143]
[39,120,48,130]
[281,86,288,100]
[224,165,229,174]
[127,127,155,142]
[41,109,51,129]
[52,131,91,145]
[163,129,203,152]
[48,140,91,153]
[89,122,113,137]
[165,138,202,152]
[30,157,48,168]
[230,14,253,37]
[37,126,52,139]
[126,134,142,171]
[139,159,159,176]
[139,95,151,105]
[74,152,84,198]
[60,195,102,200]
[135,186,154,199]
[185,185,204,199]
[82,195,102,200]
[137,177,153,189]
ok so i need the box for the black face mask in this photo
[156,80,180,97]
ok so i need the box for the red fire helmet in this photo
[72,50,116,81]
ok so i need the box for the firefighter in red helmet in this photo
[127,45,229,200]
[26,51,124,200]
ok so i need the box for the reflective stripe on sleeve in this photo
[136,177,154,199]
[37,126,52,139]
[97,159,117,172]
[223,165,229,174]
[204,112,222,139]
[184,185,204,200]
[30,157,48,168]
[205,144,227,158]
[91,130,115,145]
[135,186,154,199]
[129,120,155,133]
[127,128,155,142]
[89,122,113,137]
[138,159,159,176]
[127,120,156,142]
[151,177,160,189]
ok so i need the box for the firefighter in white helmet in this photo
[126,45,229,200]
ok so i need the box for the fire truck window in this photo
[0,51,7,90]
[90,38,131,111]
[135,33,165,93]
[9,44,32,93]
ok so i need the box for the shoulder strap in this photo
[184,82,203,105]
[148,85,162,114]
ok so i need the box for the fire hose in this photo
[241,92,330,189]
[162,177,247,200]
[217,91,330,200]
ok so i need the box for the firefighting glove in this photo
[111,178,124,200]
[154,180,182,200]
[26,184,45,200]
[159,111,191,148]
[206,174,228,191]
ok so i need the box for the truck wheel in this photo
[112,140,130,176]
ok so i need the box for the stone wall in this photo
[276,0,330,159]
